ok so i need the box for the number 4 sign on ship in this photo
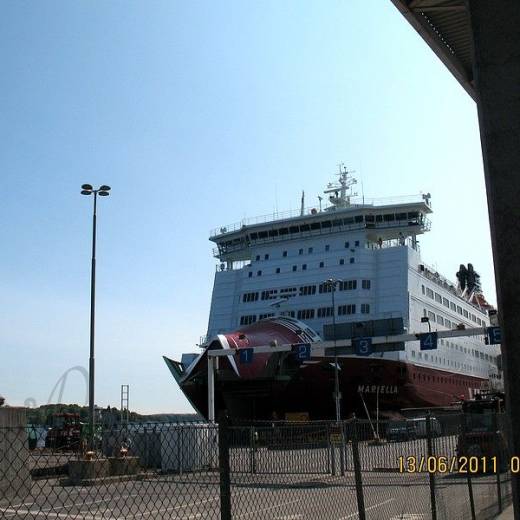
[419,332,438,350]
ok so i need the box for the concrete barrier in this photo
[0,408,31,500]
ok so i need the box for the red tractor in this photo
[45,413,83,451]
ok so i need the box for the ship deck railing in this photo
[210,194,429,237]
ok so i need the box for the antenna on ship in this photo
[300,190,305,216]
[318,195,323,212]
[323,163,357,209]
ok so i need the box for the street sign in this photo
[419,332,438,350]
[487,326,502,345]
[292,343,311,361]
[239,348,254,364]
[353,337,373,356]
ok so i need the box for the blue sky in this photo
[0,1,492,413]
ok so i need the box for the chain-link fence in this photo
[0,414,512,519]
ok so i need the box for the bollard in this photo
[351,417,366,520]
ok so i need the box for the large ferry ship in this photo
[164,166,502,420]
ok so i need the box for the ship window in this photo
[319,261,324,268]
[297,309,315,320]
[255,255,260,261]
[365,215,375,223]
[259,313,274,320]
[302,264,307,270]
[311,222,321,230]
[317,306,334,318]
[418,352,422,359]
[344,241,350,248]
[333,219,342,227]
[428,311,436,322]
[300,224,310,232]
[408,211,419,219]
[264,254,269,260]
[422,285,425,295]
[463,309,469,318]
[283,251,287,257]
[423,308,427,317]
[242,292,259,303]
[240,315,257,325]
[437,316,444,326]
[337,304,356,315]
[361,304,370,314]
[339,279,357,291]
[290,226,299,234]
[477,317,482,325]
[435,293,442,303]
[319,282,333,293]
[443,297,449,308]
[292,265,297,272]
[325,245,330,251]
[445,319,451,328]
[299,285,316,296]
[344,217,354,225]
[339,259,345,265]
[396,212,407,220]
[257,270,262,276]
[281,310,295,317]
[248,272,253,278]
[411,351,415,357]
[383,214,395,222]
[355,240,360,247]
[354,215,363,223]
[426,288,434,299]
[350,257,355,264]
[268,229,279,237]
[362,280,371,289]
[308,247,313,254]
[279,228,289,235]
[299,249,304,255]
[322,220,332,228]
[376,214,383,222]
[450,302,456,311]
[276,268,280,274]
[457,306,462,314]
[250,233,258,240]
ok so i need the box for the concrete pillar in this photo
[0,408,31,500]
[466,1,520,516]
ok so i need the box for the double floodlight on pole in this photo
[325,277,341,422]
[81,184,111,451]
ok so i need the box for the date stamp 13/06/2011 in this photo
[398,455,513,474]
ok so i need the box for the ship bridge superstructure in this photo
[211,169,432,266]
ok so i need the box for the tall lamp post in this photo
[325,278,341,422]
[81,184,111,449]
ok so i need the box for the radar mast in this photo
[323,163,358,209]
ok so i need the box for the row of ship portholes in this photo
[412,372,477,387]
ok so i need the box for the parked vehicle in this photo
[386,420,417,442]
[409,416,442,437]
